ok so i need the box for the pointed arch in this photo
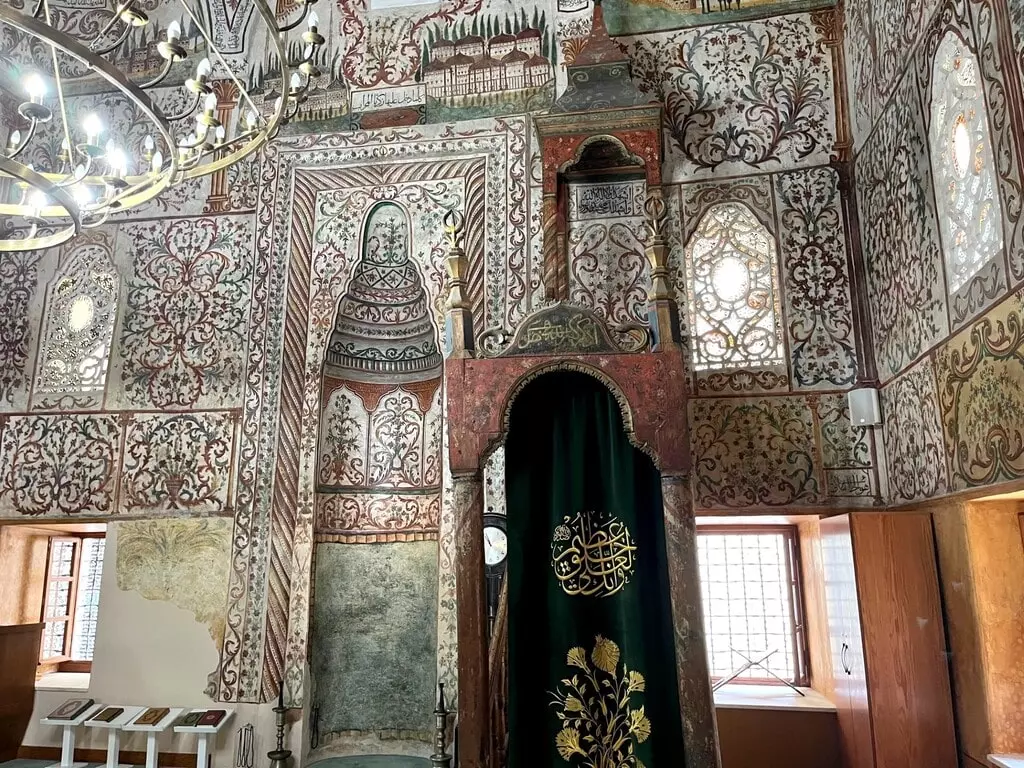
[34,237,119,397]
[928,31,1003,295]
[683,202,784,371]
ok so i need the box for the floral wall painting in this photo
[628,14,836,180]
[115,518,233,647]
[603,0,834,36]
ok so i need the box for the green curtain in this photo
[506,372,684,768]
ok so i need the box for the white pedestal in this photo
[84,706,145,768]
[123,708,186,768]
[173,709,234,768]
[40,703,106,768]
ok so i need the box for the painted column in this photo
[453,471,488,768]
[661,474,721,768]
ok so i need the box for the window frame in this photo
[38,532,105,675]
[695,524,810,687]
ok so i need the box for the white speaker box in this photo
[848,387,881,427]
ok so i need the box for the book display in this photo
[90,708,124,723]
[45,700,95,722]
[41,703,233,768]
[39,701,104,768]
[124,707,185,768]
[133,708,170,727]
[85,705,144,768]
[174,708,235,768]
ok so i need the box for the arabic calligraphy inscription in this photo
[551,510,637,598]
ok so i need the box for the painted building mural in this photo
[0,0,1023,758]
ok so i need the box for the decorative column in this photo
[452,471,488,768]
[644,191,683,351]
[661,474,721,768]
[204,79,241,214]
[443,210,475,358]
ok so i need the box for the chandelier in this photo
[0,0,325,252]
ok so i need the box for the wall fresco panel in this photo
[881,356,950,504]
[112,215,256,412]
[627,13,837,182]
[857,74,949,382]
[0,413,120,517]
[775,167,857,389]
[935,289,1024,490]
[690,395,821,508]
[119,411,237,516]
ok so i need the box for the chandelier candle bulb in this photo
[23,73,45,102]
[0,0,291,251]
[82,113,103,145]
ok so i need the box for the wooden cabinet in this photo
[820,513,957,768]
[0,623,42,762]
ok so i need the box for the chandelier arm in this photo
[177,0,266,123]
[92,22,132,56]
[96,0,134,38]
[137,56,176,89]
[0,157,81,252]
[42,0,78,179]
[0,4,180,183]
[3,118,38,161]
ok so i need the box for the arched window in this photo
[35,240,118,396]
[929,32,1003,293]
[684,202,784,371]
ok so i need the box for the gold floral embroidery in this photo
[550,635,651,768]
[551,511,637,597]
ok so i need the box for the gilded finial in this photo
[443,209,465,251]
[644,192,666,242]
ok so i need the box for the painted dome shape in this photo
[326,202,442,382]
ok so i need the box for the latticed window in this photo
[696,527,807,686]
[35,242,118,396]
[40,535,106,671]
[684,203,784,371]
[929,32,1003,293]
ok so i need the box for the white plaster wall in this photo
[21,525,306,767]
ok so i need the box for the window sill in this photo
[989,756,1024,768]
[36,672,90,692]
[713,684,835,713]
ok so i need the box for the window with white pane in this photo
[40,535,105,670]
[696,527,807,685]
[684,203,785,371]
[929,31,1003,294]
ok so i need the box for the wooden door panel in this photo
[851,513,957,768]
[821,515,872,768]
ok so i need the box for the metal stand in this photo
[711,648,806,696]
[267,707,291,768]
[430,683,452,768]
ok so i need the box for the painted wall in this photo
[0,0,880,718]
[19,519,288,767]
[849,0,1024,504]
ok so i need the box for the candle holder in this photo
[430,682,452,768]
[267,705,291,768]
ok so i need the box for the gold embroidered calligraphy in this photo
[551,510,637,597]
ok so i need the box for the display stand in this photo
[85,706,145,768]
[40,703,106,768]
[173,709,235,768]
[123,708,186,768]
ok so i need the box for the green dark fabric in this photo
[505,372,684,768]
